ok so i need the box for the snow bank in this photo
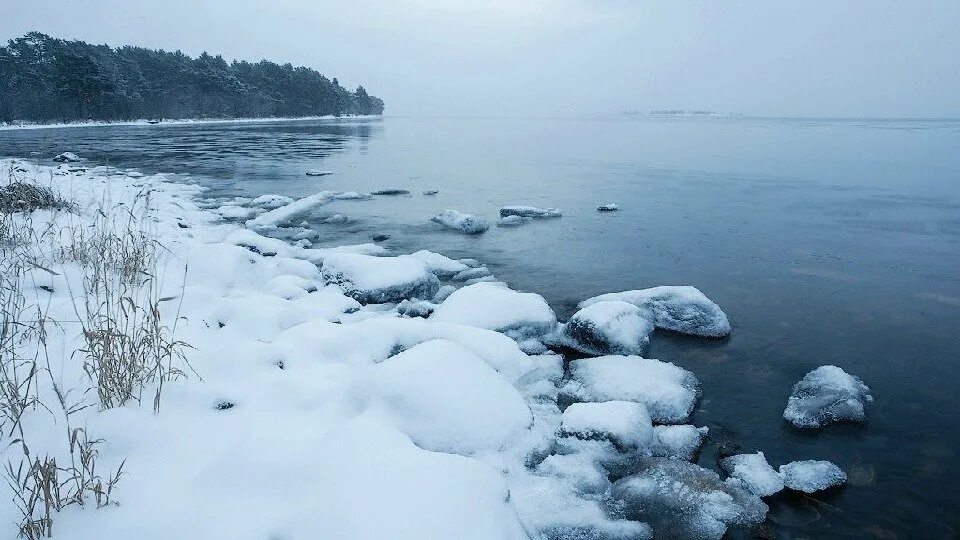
[580,285,731,337]
[554,300,654,356]
[431,281,558,340]
[780,460,847,493]
[430,209,490,234]
[320,252,439,304]
[562,355,701,424]
[783,365,872,429]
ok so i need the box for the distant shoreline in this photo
[0,114,383,132]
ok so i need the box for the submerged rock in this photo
[500,205,562,218]
[431,282,557,340]
[430,209,490,234]
[321,253,439,304]
[597,203,620,212]
[580,286,731,338]
[719,452,784,497]
[555,300,655,356]
[562,355,701,424]
[783,365,872,429]
[610,458,767,540]
[779,460,847,493]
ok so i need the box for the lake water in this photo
[3,116,959,537]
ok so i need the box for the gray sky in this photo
[3,0,959,117]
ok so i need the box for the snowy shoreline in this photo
[0,157,858,539]
[0,114,382,132]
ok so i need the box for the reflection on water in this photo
[3,115,960,537]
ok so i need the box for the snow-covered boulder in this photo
[305,169,333,176]
[331,191,373,200]
[559,401,654,451]
[500,205,562,218]
[372,188,410,195]
[52,151,81,162]
[321,253,439,304]
[409,249,469,278]
[610,458,767,540]
[580,286,731,338]
[431,282,558,340]
[396,298,436,318]
[783,365,872,429]
[247,194,294,210]
[650,425,709,461]
[366,339,533,455]
[555,300,655,356]
[423,189,439,195]
[562,355,701,424]
[779,460,846,493]
[497,215,525,227]
[597,203,619,212]
[719,452,784,497]
[321,213,348,224]
[431,209,490,234]
[452,266,492,282]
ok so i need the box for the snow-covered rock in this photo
[371,188,410,195]
[497,215,525,227]
[409,249,470,278]
[247,194,294,210]
[610,458,767,540]
[597,203,619,212]
[500,206,562,218]
[580,286,731,338]
[554,300,655,356]
[320,253,439,304]
[431,282,558,340]
[650,425,709,461]
[452,266,492,282]
[305,169,333,176]
[433,284,457,303]
[779,460,847,493]
[423,189,439,196]
[783,365,873,429]
[366,340,533,455]
[246,190,340,228]
[559,401,654,453]
[719,452,784,497]
[562,355,701,424]
[52,151,81,162]
[331,191,373,200]
[396,298,436,318]
[431,209,490,234]
[321,213,348,224]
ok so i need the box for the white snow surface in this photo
[562,355,701,424]
[779,460,847,493]
[719,452,785,497]
[431,281,558,339]
[409,249,470,277]
[581,285,731,337]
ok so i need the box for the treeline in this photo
[0,32,384,123]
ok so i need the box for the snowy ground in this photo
[0,157,853,540]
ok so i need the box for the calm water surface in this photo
[3,116,959,538]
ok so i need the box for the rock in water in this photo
[431,281,557,340]
[779,460,847,493]
[580,286,731,338]
[372,234,391,242]
[409,250,469,278]
[558,401,654,451]
[320,253,439,304]
[610,458,768,540]
[556,300,655,356]
[305,169,333,176]
[497,215,525,227]
[650,425,709,461]
[597,203,620,212]
[52,152,82,162]
[719,452,784,497]
[562,355,701,424]
[371,188,410,195]
[430,209,490,234]
[423,189,439,195]
[499,205,562,218]
[783,365,872,429]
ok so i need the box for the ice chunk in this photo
[331,191,373,200]
[305,169,333,176]
[246,190,340,228]
[217,205,259,220]
[783,365,872,429]
[650,425,708,461]
[321,213,349,224]
[431,282,558,340]
[371,188,410,195]
[409,249,469,277]
[500,205,562,218]
[497,215,525,227]
[452,266,492,282]
[610,458,768,540]
[555,300,655,356]
[779,460,847,493]
[562,355,700,424]
[247,194,294,210]
[433,284,457,303]
[366,340,532,455]
[52,151,82,162]
[321,253,439,304]
[580,286,731,338]
[423,189,439,195]
[597,203,620,212]
[559,401,654,451]
[719,452,784,497]
[431,209,490,234]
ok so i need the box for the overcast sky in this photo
[3,0,959,117]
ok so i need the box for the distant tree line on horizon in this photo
[0,32,384,124]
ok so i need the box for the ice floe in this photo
[371,188,410,195]
[500,205,562,218]
[779,460,847,493]
[431,209,490,234]
[581,286,731,338]
[719,452,784,497]
[784,365,872,429]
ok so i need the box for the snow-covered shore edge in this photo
[0,114,382,132]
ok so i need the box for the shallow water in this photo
[3,115,959,537]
